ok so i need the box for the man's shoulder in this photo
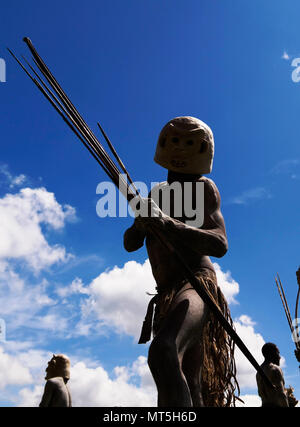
[200,177,221,209]
[268,363,284,377]
[148,181,167,195]
[264,362,282,372]
[46,377,64,386]
[149,177,219,198]
[201,176,217,189]
[260,363,284,381]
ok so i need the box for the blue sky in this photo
[0,0,299,406]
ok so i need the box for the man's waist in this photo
[155,266,217,291]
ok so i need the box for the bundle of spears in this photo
[8,38,275,396]
[275,271,300,367]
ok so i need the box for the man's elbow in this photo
[124,239,139,252]
[123,236,134,252]
[123,232,144,253]
[213,237,228,258]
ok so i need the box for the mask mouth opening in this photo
[170,159,187,168]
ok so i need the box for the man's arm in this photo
[270,366,289,407]
[39,380,55,407]
[123,219,146,252]
[160,214,228,258]
[138,178,228,258]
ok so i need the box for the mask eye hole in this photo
[186,140,194,146]
[171,137,179,144]
[199,141,207,153]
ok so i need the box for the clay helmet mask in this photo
[45,354,71,380]
[154,116,214,174]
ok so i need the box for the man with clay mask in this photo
[124,116,238,407]
[39,354,72,407]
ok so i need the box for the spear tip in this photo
[23,37,32,45]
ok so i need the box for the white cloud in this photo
[13,349,52,384]
[228,187,271,205]
[69,356,156,407]
[0,261,58,330]
[0,181,80,336]
[237,394,261,407]
[213,262,239,304]
[56,278,89,298]
[80,259,157,340]
[0,187,75,271]
[270,158,299,176]
[0,259,75,334]
[10,174,27,188]
[0,164,27,189]
[0,345,51,406]
[18,385,44,407]
[234,315,265,389]
[282,51,290,60]
[0,345,51,391]
[238,314,256,327]
[0,347,33,389]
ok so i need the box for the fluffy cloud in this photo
[56,277,89,298]
[0,187,75,271]
[213,262,239,304]
[0,184,77,335]
[69,356,156,407]
[0,260,71,333]
[0,345,52,406]
[0,164,27,189]
[233,315,265,389]
[80,259,157,340]
[0,347,33,389]
[237,394,261,407]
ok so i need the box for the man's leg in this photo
[148,283,208,407]
[182,342,205,407]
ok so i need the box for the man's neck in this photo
[264,359,279,366]
[167,170,202,184]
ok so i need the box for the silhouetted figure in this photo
[124,117,238,406]
[256,343,288,407]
